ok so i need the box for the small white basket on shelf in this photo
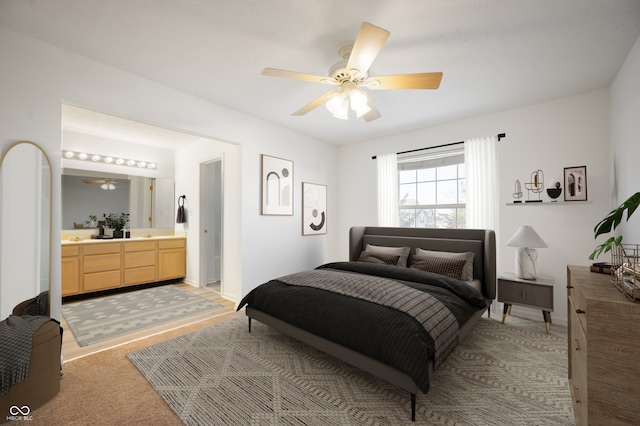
[611,244,640,301]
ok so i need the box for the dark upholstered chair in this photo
[0,296,62,418]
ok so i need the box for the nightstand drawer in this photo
[498,280,554,311]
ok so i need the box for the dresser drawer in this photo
[498,280,553,310]
[569,307,588,425]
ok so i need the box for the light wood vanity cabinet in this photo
[61,245,80,296]
[567,265,640,425]
[158,238,187,280]
[61,238,186,296]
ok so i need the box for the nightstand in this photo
[498,272,555,334]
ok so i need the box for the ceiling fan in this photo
[262,22,443,122]
[83,178,117,190]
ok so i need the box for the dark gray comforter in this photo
[237,261,486,392]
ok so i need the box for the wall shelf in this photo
[506,201,590,205]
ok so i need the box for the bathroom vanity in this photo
[61,236,186,296]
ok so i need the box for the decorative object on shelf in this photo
[512,179,523,203]
[176,195,187,224]
[564,165,587,201]
[103,213,130,238]
[85,214,97,227]
[589,191,640,259]
[261,154,294,215]
[506,225,548,280]
[546,179,562,201]
[610,243,640,301]
[302,182,327,235]
[524,169,544,202]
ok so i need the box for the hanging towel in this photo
[176,195,187,223]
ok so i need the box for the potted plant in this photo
[590,192,640,259]
[103,213,130,238]
[85,214,97,228]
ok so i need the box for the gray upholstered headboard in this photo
[349,226,497,300]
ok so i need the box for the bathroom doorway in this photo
[200,157,223,293]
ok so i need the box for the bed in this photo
[237,226,496,421]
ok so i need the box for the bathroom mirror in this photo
[0,141,52,318]
[62,168,174,230]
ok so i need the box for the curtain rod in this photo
[371,133,506,160]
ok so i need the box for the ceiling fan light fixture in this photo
[349,89,371,117]
[100,182,116,190]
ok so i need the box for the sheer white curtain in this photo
[464,135,498,230]
[376,152,399,226]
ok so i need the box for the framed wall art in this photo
[564,166,587,201]
[261,154,294,215]
[302,182,327,235]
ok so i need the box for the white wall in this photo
[337,89,611,325]
[0,27,338,317]
[610,34,640,242]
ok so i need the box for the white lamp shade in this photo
[506,225,547,248]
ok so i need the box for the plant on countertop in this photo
[85,214,97,227]
[589,192,640,259]
[103,213,130,231]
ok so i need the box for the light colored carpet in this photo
[62,285,222,347]
[128,315,574,425]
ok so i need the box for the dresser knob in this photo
[566,285,574,289]
[576,309,585,314]
[573,339,581,350]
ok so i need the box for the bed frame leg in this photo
[411,393,416,421]
[248,317,252,333]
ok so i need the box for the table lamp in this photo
[506,225,548,280]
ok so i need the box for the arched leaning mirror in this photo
[0,141,52,318]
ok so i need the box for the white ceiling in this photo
[1,0,639,147]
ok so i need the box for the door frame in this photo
[198,155,224,292]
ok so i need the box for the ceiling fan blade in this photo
[262,68,331,84]
[368,72,443,90]
[83,179,106,184]
[292,91,336,116]
[346,22,390,77]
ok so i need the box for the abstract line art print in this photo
[302,182,327,235]
[262,154,294,215]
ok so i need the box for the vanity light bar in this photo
[63,150,157,170]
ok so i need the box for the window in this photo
[398,149,465,228]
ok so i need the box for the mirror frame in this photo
[0,140,52,314]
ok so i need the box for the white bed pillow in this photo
[415,248,475,281]
[365,244,410,267]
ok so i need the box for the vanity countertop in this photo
[62,234,185,245]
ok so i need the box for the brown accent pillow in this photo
[410,255,467,280]
[358,251,401,265]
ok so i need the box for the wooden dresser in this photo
[567,265,640,425]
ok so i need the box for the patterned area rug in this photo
[62,285,222,347]
[128,315,574,425]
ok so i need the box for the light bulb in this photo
[104,157,113,164]
[326,92,346,115]
[349,89,371,118]
[115,158,125,165]
[78,153,88,160]
[64,151,74,159]
[91,154,101,162]
[127,160,136,166]
[147,163,156,169]
[137,161,146,168]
